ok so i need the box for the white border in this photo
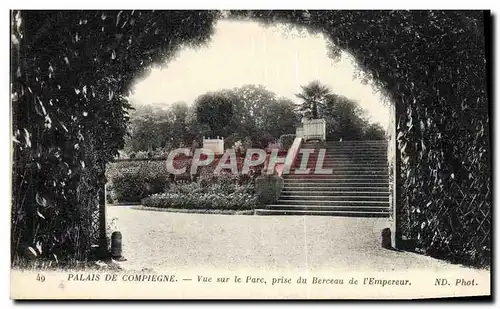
[1,2,498,307]
[1,1,498,10]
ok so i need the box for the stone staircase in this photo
[255,140,390,217]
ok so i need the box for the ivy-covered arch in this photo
[11,10,490,266]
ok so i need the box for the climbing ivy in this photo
[11,10,219,262]
[233,10,490,265]
[11,10,490,266]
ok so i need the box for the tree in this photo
[169,101,190,146]
[124,101,197,153]
[224,86,260,139]
[261,98,299,139]
[125,103,171,152]
[364,123,386,140]
[194,91,234,137]
[323,95,364,140]
[228,85,298,141]
[295,80,331,119]
[185,105,210,143]
[125,84,299,154]
[11,10,220,261]
[221,85,301,147]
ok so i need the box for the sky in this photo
[129,20,391,128]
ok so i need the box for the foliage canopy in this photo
[11,10,490,266]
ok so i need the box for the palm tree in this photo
[295,80,331,119]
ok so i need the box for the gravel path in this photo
[107,206,487,274]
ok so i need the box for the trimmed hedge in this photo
[106,160,170,203]
[105,157,262,204]
[279,134,296,150]
[142,172,257,210]
[142,192,257,210]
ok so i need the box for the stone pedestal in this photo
[255,174,284,206]
[381,228,392,249]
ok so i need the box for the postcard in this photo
[10,9,491,299]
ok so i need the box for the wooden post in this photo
[392,102,403,249]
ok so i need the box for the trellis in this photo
[398,170,491,266]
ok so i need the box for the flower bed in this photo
[141,173,258,210]
[106,160,170,204]
[106,146,288,205]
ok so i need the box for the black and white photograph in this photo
[9,8,492,299]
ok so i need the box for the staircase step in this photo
[303,140,387,143]
[286,171,388,177]
[282,186,390,191]
[281,190,389,195]
[299,153,388,156]
[303,140,387,144]
[280,195,389,201]
[299,145,387,149]
[295,161,388,166]
[302,143,387,146]
[285,176,388,181]
[302,141,387,147]
[283,190,389,194]
[297,153,387,157]
[296,157,388,162]
[290,166,388,171]
[292,162,388,166]
[301,147,387,149]
[267,205,390,212]
[284,181,389,185]
[286,171,388,176]
[254,209,390,217]
[294,161,388,165]
[257,140,391,218]
[298,151,387,155]
[298,151,387,154]
[276,200,389,206]
[293,163,388,168]
[292,164,388,169]
[282,171,389,179]
[285,175,388,179]
[285,180,388,185]
[299,148,387,152]
[303,149,388,153]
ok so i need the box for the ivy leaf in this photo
[27,246,37,257]
[23,128,31,148]
[37,209,46,219]
[36,241,43,254]
[35,192,48,207]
